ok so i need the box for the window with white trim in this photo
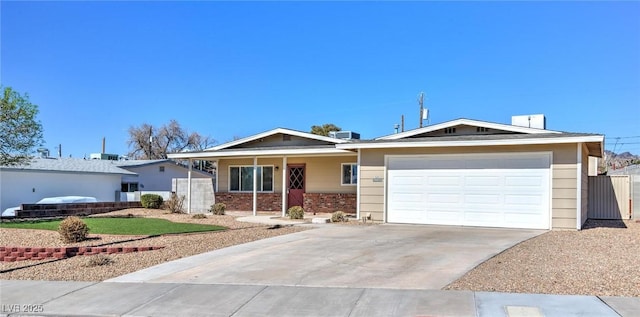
[341,163,357,185]
[229,166,274,192]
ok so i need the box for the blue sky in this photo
[2,1,639,158]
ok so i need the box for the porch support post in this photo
[576,142,583,230]
[253,156,258,216]
[356,149,361,220]
[214,159,219,193]
[282,156,287,217]
[187,158,192,214]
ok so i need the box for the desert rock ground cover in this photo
[445,219,640,297]
[2,210,638,297]
[0,208,306,281]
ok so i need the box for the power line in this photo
[605,136,640,139]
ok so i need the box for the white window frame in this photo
[228,165,275,192]
[341,163,358,186]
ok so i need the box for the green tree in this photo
[310,123,341,137]
[0,87,44,166]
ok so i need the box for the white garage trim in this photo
[384,152,552,229]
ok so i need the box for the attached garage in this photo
[386,152,551,229]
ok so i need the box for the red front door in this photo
[287,164,305,208]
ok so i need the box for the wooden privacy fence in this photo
[588,175,630,219]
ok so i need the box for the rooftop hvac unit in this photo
[511,114,546,129]
[329,131,361,140]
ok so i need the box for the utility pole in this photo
[148,126,153,159]
[401,115,405,132]
[418,92,424,128]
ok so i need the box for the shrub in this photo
[210,203,226,215]
[85,254,114,267]
[58,216,89,243]
[164,193,185,213]
[141,194,163,209]
[331,211,347,223]
[287,206,304,219]
[192,213,207,219]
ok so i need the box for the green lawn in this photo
[0,217,226,235]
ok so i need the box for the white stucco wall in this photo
[120,163,212,192]
[0,170,122,211]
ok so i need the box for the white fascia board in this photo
[376,118,561,140]
[338,135,604,150]
[208,128,348,151]
[168,148,356,160]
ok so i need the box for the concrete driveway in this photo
[108,224,544,289]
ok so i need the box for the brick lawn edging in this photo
[13,201,142,218]
[0,246,165,262]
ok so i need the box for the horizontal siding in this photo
[551,145,578,229]
[554,188,577,199]
[553,208,578,219]
[554,198,577,209]
[359,165,384,222]
[552,218,576,229]
[553,178,577,189]
[359,195,382,204]
[553,168,577,179]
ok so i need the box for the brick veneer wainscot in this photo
[303,193,356,214]
[215,192,356,214]
[215,193,282,211]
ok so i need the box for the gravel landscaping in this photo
[2,210,638,297]
[0,209,306,281]
[445,219,640,297]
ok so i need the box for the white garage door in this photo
[387,153,550,229]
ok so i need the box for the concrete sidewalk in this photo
[1,280,638,316]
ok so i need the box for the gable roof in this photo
[376,118,561,140]
[0,158,137,175]
[209,127,349,151]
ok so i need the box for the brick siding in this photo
[216,192,356,214]
[303,193,357,214]
[216,193,282,211]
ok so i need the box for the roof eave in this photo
[168,148,356,159]
[338,135,605,155]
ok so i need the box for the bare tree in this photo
[127,120,215,159]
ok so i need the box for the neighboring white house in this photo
[0,158,215,212]
[114,159,213,192]
[0,158,136,212]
